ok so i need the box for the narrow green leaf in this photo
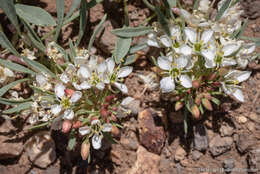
[54,0,65,41]
[69,39,76,62]
[0,97,32,105]
[26,122,49,130]
[155,7,170,36]
[86,0,103,9]
[3,102,32,114]
[76,0,87,46]
[211,97,220,105]
[111,26,153,38]
[114,37,132,64]
[15,4,56,26]
[0,58,36,75]
[0,30,19,56]
[215,0,231,21]
[124,54,137,65]
[231,0,240,6]
[0,78,29,97]
[240,36,260,42]
[67,137,77,150]
[22,57,56,78]
[129,43,148,54]
[167,0,177,7]
[0,0,21,34]
[237,18,248,38]
[64,0,81,20]
[193,0,200,10]
[88,14,107,50]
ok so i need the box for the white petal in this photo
[147,33,160,48]
[77,65,91,79]
[92,134,102,150]
[65,64,76,74]
[106,58,115,74]
[223,44,240,56]
[241,43,255,55]
[205,59,216,68]
[221,82,231,95]
[36,74,48,86]
[74,56,87,66]
[60,73,70,84]
[160,76,175,93]
[91,119,101,125]
[235,71,251,83]
[175,55,188,69]
[114,82,128,94]
[160,35,172,47]
[4,68,14,77]
[158,56,171,70]
[63,109,74,120]
[179,44,192,56]
[184,27,197,44]
[117,66,133,78]
[51,104,62,115]
[237,57,248,69]
[170,26,181,38]
[221,58,237,67]
[121,96,135,106]
[201,30,213,44]
[80,81,91,89]
[73,82,82,90]
[202,49,215,60]
[232,88,244,102]
[102,123,112,132]
[70,91,82,103]
[88,56,98,70]
[97,61,107,73]
[55,83,65,98]
[96,82,105,90]
[79,126,91,136]
[179,75,192,88]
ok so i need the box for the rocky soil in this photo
[0,0,260,174]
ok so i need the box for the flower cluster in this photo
[147,0,256,118]
[29,48,132,151]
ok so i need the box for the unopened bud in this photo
[81,142,90,160]
[192,80,200,89]
[105,95,116,103]
[207,73,217,81]
[72,120,82,129]
[175,101,184,111]
[203,93,212,100]
[111,114,118,122]
[102,103,109,109]
[191,105,200,119]
[62,120,72,133]
[100,108,109,118]
[202,98,213,111]
[213,81,221,86]
[111,125,120,137]
[65,89,75,98]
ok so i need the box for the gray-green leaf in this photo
[215,0,231,21]
[114,37,132,64]
[0,78,30,97]
[111,26,153,38]
[0,58,36,75]
[15,4,56,26]
[3,102,32,114]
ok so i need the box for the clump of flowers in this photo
[27,46,132,159]
[147,0,256,119]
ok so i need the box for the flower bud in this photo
[62,120,72,133]
[213,82,221,86]
[207,73,217,81]
[102,103,109,109]
[192,80,200,89]
[111,125,120,137]
[202,98,213,111]
[65,89,75,98]
[111,114,118,122]
[175,101,184,111]
[100,108,109,118]
[72,120,82,129]
[112,107,118,111]
[81,142,90,160]
[105,95,115,103]
[191,105,200,119]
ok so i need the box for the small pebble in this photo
[237,116,247,124]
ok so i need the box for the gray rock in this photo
[223,158,235,173]
[193,124,209,152]
[175,146,187,162]
[209,135,233,157]
[192,150,203,161]
[220,124,234,137]
[235,133,255,153]
[247,145,260,173]
[25,131,56,168]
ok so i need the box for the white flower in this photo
[102,123,112,132]
[92,134,102,150]
[147,33,160,48]
[79,126,91,136]
[63,109,74,120]
[160,76,175,93]
[55,83,66,99]
[51,104,62,115]
[221,70,251,102]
